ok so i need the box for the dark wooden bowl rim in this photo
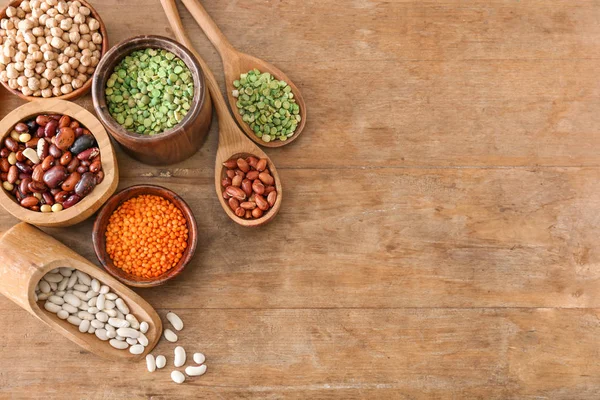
[92,184,198,287]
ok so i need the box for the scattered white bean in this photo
[78,319,90,333]
[171,371,185,384]
[57,277,68,291]
[185,365,207,377]
[193,353,206,365]
[130,344,144,355]
[174,346,186,367]
[105,293,118,301]
[104,309,117,318]
[63,293,80,307]
[95,329,109,341]
[96,312,108,322]
[59,267,73,277]
[164,329,178,343]
[77,311,94,321]
[155,355,166,369]
[39,280,51,293]
[67,274,77,289]
[48,295,64,305]
[62,303,78,314]
[73,284,88,292]
[99,285,110,294]
[103,299,115,310]
[108,317,129,328]
[166,312,183,331]
[139,322,149,334]
[116,327,139,338]
[91,320,104,329]
[146,354,156,372]
[109,339,129,350]
[125,314,140,329]
[44,273,63,283]
[137,332,148,347]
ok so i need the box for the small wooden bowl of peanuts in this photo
[92,185,198,288]
[0,0,108,101]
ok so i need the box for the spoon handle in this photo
[159,0,234,124]
[180,0,236,57]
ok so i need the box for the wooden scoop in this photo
[160,0,282,227]
[180,0,307,148]
[0,223,162,361]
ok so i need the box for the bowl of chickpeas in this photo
[0,0,108,101]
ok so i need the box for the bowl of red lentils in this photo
[92,184,197,287]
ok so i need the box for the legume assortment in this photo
[232,69,300,143]
[0,0,104,97]
[221,155,278,219]
[0,113,103,212]
[105,194,188,278]
[105,48,194,135]
[35,267,152,353]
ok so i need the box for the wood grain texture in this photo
[0,0,599,398]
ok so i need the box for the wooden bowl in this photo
[92,35,213,165]
[0,0,109,102]
[0,100,118,227]
[92,185,198,287]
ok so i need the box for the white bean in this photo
[63,293,80,307]
[91,320,104,329]
[99,285,109,294]
[137,332,148,347]
[67,315,81,326]
[75,271,91,285]
[73,284,88,292]
[39,280,51,293]
[88,296,97,307]
[96,293,105,310]
[87,326,96,334]
[109,339,128,350]
[115,298,129,314]
[48,295,64,305]
[174,346,186,367]
[129,344,144,355]
[62,303,78,314]
[116,311,125,320]
[85,290,96,299]
[125,314,140,329]
[96,312,108,322]
[37,292,51,300]
[49,281,57,291]
[57,310,69,319]
[193,353,206,365]
[126,337,138,345]
[95,329,108,341]
[171,370,185,384]
[116,327,139,338]
[166,312,183,331]
[185,365,207,377]
[78,302,88,311]
[108,317,129,328]
[59,267,73,277]
[155,355,166,369]
[78,319,90,333]
[55,291,66,297]
[104,309,117,318]
[43,273,63,283]
[44,302,61,313]
[103,299,115,310]
[106,330,116,339]
[105,293,118,301]
[164,329,178,343]
[91,279,100,292]
[139,322,149,334]
[57,277,68,291]
[88,307,99,314]
[66,274,77,288]
[146,354,156,372]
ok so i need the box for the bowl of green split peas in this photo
[92,35,213,166]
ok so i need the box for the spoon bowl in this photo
[160,0,282,226]
[181,0,306,148]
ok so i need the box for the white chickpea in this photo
[91,32,102,45]
[15,33,24,44]
[41,68,54,80]
[46,8,58,18]
[32,8,44,19]
[76,63,85,73]
[88,18,99,31]
[59,17,71,31]
[68,31,79,43]
[23,58,35,70]
[67,5,77,18]
[78,23,89,34]
[6,64,18,79]
[20,1,32,13]
[57,53,67,64]
[40,2,50,12]
[60,83,71,94]
[56,1,67,14]
[70,77,82,89]
[29,0,41,9]
[39,77,48,88]
[55,14,65,23]
[50,76,60,87]
[32,51,43,63]
[17,75,27,87]
[80,53,91,66]
[0,63,4,72]
[21,86,33,96]
[45,18,57,28]
[8,78,19,89]
[45,60,57,70]
[87,42,95,52]
[24,32,36,44]
[38,14,48,26]
[73,13,85,25]
[16,8,26,19]
[39,43,50,52]
[41,87,52,97]
[60,73,71,84]
[0,70,8,83]
[0,54,8,66]
[27,76,40,90]
[81,48,90,56]
[23,68,34,78]
[13,61,24,72]
[17,19,34,30]
[58,62,70,74]
[51,86,60,96]
[47,0,58,6]
[28,43,39,53]
[76,73,86,82]
[50,36,64,49]
[43,50,55,61]
[63,45,74,57]
[3,46,16,58]
[34,61,44,74]
[90,56,98,67]
[77,38,87,50]
[1,19,14,30]
[32,26,43,36]
[36,35,45,46]
[67,56,78,68]
[6,7,17,18]
[50,26,63,37]
[61,32,69,42]
[17,41,28,52]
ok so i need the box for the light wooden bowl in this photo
[92,35,213,166]
[92,185,198,287]
[0,100,119,227]
[0,0,109,102]
[0,223,162,361]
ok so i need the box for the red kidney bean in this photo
[54,191,69,203]
[95,170,104,185]
[4,137,18,152]
[41,155,55,171]
[7,165,18,184]
[66,158,79,173]
[0,148,9,158]
[76,165,88,174]
[61,171,81,192]
[42,192,54,206]
[55,127,75,150]
[70,121,80,129]
[58,115,71,128]
[14,122,28,133]
[62,194,81,209]
[74,172,96,197]
[77,147,99,161]
[15,161,32,174]
[31,165,44,182]
[20,196,39,208]
[74,127,84,138]
[44,120,58,138]
[26,137,40,148]
[89,159,101,173]
[50,187,61,195]
[36,115,50,126]
[15,150,25,162]
[42,165,67,188]
[36,126,45,138]
[59,151,72,166]
[19,177,32,194]
[48,144,62,158]
[0,158,9,172]
[28,181,47,193]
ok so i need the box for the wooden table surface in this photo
[1,0,599,398]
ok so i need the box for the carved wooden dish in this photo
[0,100,118,227]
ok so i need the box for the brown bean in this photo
[252,180,265,195]
[18,172,29,180]
[246,156,258,168]
[223,159,237,169]
[32,164,44,182]
[44,119,58,138]
[35,126,44,138]
[89,160,101,173]
[50,188,61,195]
[0,158,9,172]
[228,197,239,211]
[28,181,47,193]
[225,186,246,201]
[241,179,253,197]
[74,172,96,197]
[95,170,104,185]
[35,115,50,126]
[0,172,7,182]
[252,208,264,219]
[70,120,80,129]
[59,152,72,166]
[255,194,269,211]
[221,177,232,188]
[55,127,75,150]
[61,171,81,192]
[232,175,242,187]
[226,170,235,179]
[76,165,88,174]
[4,137,18,152]
[256,158,268,172]
[26,137,40,148]
[258,172,274,186]
[7,165,18,184]
[42,192,54,205]
[48,144,61,158]
[54,191,69,203]
[74,127,84,138]
[15,161,32,174]
[267,191,277,207]
[19,177,32,194]
[41,155,55,171]
[237,158,250,173]
[14,122,29,133]
[58,115,71,128]
[20,196,39,208]
[240,201,257,210]
[66,158,79,173]
[37,139,48,160]
[43,165,67,188]
[234,207,245,217]
[15,150,25,162]
[77,147,99,161]
[62,194,81,209]
[0,148,9,158]
[246,170,259,181]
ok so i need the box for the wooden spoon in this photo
[179,0,307,148]
[0,223,162,361]
[160,0,282,227]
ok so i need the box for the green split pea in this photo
[105,48,194,135]
[232,69,300,143]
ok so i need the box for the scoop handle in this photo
[180,0,236,56]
